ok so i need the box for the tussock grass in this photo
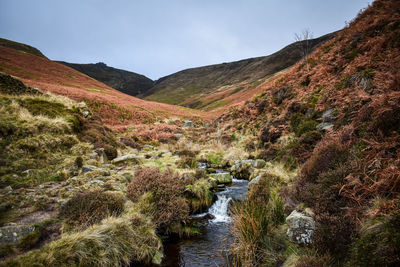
[3,205,162,266]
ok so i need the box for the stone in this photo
[112,154,142,165]
[0,225,35,245]
[316,122,334,131]
[322,109,337,123]
[248,173,263,187]
[252,159,266,169]
[82,165,98,173]
[143,144,154,150]
[286,210,315,244]
[231,160,254,180]
[83,110,90,118]
[87,179,104,186]
[184,121,194,128]
[210,173,232,184]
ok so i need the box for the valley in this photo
[1,1,400,266]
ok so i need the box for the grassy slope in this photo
[144,33,336,108]
[0,45,207,130]
[219,0,400,265]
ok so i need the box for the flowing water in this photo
[161,173,249,267]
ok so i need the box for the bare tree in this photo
[295,29,313,72]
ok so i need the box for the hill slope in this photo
[217,0,400,265]
[0,37,47,58]
[57,61,154,96]
[0,45,206,130]
[144,32,336,108]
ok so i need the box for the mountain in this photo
[0,37,47,58]
[57,61,154,96]
[144,32,336,108]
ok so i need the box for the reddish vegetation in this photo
[0,46,209,129]
[220,0,400,261]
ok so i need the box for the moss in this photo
[17,219,59,251]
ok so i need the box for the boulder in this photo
[0,224,35,245]
[322,109,337,123]
[82,165,98,173]
[248,173,263,187]
[231,160,254,180]
[112,154,142,165]
[252,159,266,169]
[184,121,194,128]
[286,210,315,244]
[174,133,184,139]
[316,122,334,131]
[142,144,154,150]
[210,173,232,184]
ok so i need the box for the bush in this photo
[59,190,124,229]
[126,168,189,233]
[350,212,400,266]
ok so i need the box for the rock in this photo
[316,122,334,131]
[112,154,142,165]
[252,159,266,169]
[184,121,194,128]
[143,144,154,150]
[286,210,315,244]
[82,165,98,173]
[83,110,90,118]
[231,160,254,180]
[322,109,337,123]
[87,179,104,186]
[0,225,35,245]
[204,123,210,128]
[210,173,232,184]
[247,102,255,108]
[174,133,184,139]
[248,173,263,187]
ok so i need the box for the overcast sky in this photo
[0,0,371,80]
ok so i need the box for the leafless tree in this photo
[295,29,313,72]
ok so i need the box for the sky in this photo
[0,0,371,80]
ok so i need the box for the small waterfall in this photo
[208,195,232,223]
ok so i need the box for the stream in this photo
[161,171,249,267]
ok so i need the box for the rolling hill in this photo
[144,32,337,109]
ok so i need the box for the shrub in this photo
[126,168,189,233]
[59,190,124,229]
[350,212,400,266]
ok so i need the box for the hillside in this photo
[144,32,336,108]
[0,37,47,58]
[57,61,154,96]
[215,0,400,265]
[0,44,206,131]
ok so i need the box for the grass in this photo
[230,172,286,266]
[3,205,162,266]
